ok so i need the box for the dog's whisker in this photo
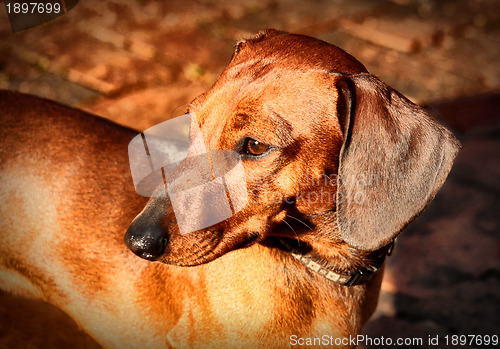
[286,214,313,231]
[282,219,301,246]
[282,219,294,234]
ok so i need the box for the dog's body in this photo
[0,30,460,348]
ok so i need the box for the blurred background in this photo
[0,0,498,348]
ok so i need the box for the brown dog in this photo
[0,29,460,348]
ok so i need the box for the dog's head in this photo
[125,29,460,266]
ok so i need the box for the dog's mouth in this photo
[156,229,262,267]
[157,212,313,266]
[157,230,222,266]
[125,195,313,267]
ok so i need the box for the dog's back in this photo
[0,91,165,347]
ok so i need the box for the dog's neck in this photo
[271,211,394,286]
[275,237,393,286]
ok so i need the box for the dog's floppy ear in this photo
[335,74,460,251]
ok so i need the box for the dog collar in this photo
[277,238,395,286]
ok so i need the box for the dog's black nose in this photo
[124,223,167,261]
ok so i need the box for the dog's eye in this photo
[244,138,270,156]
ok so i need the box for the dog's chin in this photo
[158,250,222,267]
[156,230,262,267]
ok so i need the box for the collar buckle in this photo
[344,266,379,286]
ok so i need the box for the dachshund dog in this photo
[0,29,460,348]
